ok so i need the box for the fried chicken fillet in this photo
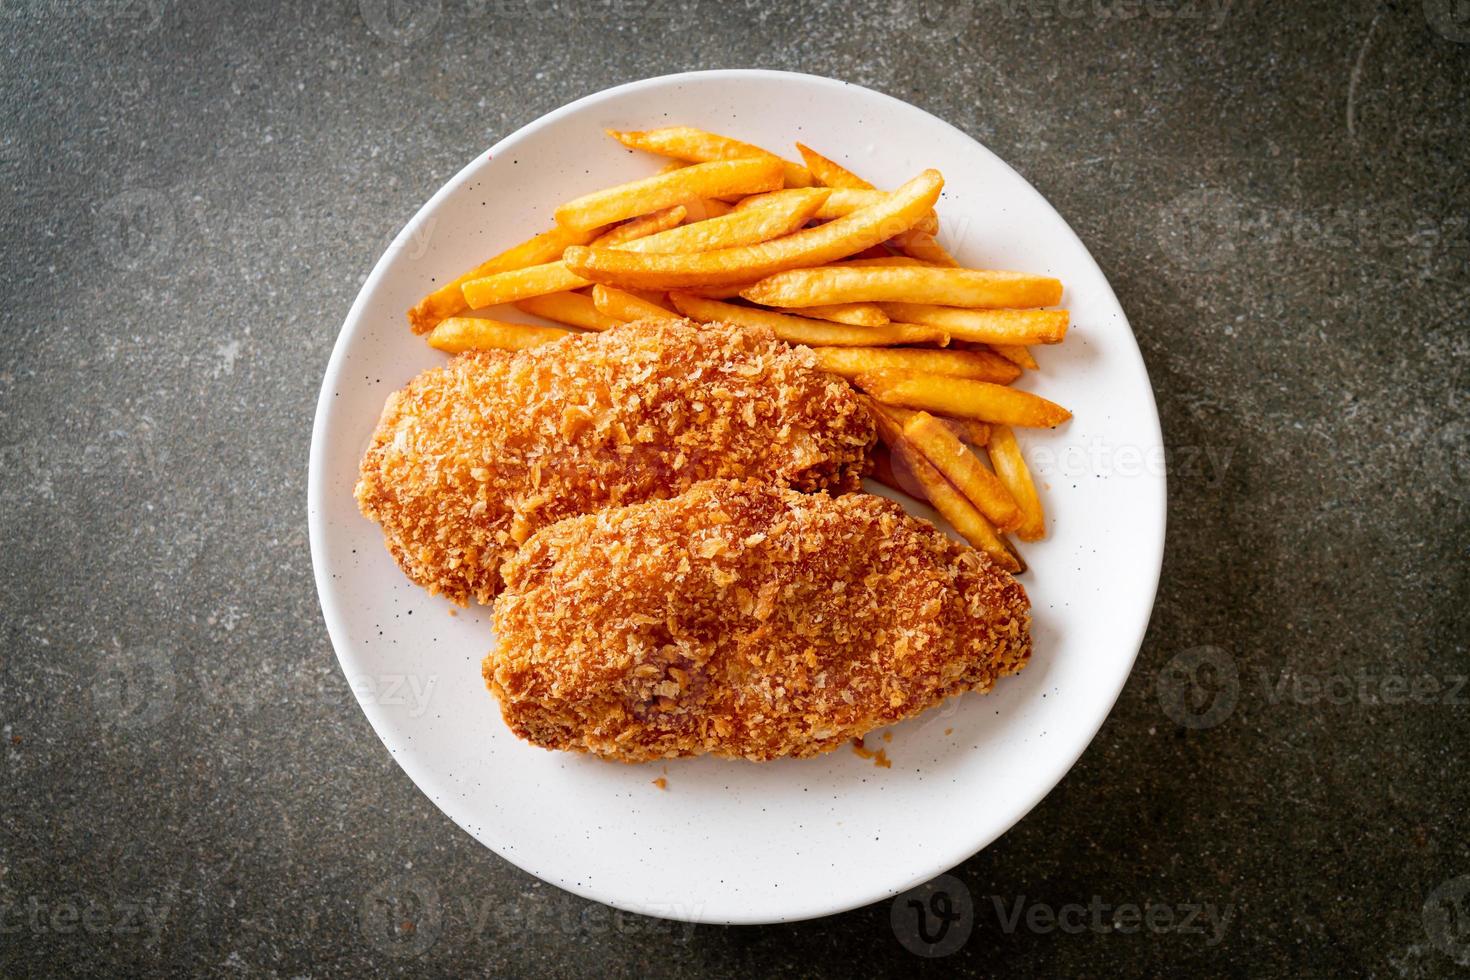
[355,320,873,604]
[487,480,1031,762]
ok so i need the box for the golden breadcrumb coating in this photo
[487,479,1031,762]
[355,319,874,604]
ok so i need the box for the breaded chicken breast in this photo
[355,320,874,604]
[486,479,1031,762]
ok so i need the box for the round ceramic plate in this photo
[308,69,1165,925]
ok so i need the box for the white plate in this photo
[308,69,1165,925]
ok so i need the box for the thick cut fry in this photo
[991,344,1039,370]
[406,225,596,334]
[621,189,829,254]
[903,412,1021,529]
[857,372,1072,428]
[866,399,1021,573]
[743,266,1063,309]
[795,143,874,190]
[607,126,812,188]
[739,188,939,235]
[593,285,678,322]
[590,205,687,247]
[772,303,889,326]
[808,347,1019,383]
[987,424,1046,541]
[562,170,944,289]
[426,317,571,353]
[462,261,587,308]
[883,406,991,446]
[554,157,784,232]
[881,304,1070,345]
[514,292,622,332]
[669,293,945,347]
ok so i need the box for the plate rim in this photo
[307,67,1167,924]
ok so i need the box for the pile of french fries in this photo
[406,126,1075,574]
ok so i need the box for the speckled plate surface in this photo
[308,69,1165,925]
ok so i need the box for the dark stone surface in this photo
[2,0,1466,975]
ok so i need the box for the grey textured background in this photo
[2,0,1467,975]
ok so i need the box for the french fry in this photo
[654,168,736,222]
[464,191,827,307]
[739,188,939,236]
[606,126,813,188]
[620,286,672,305]
[593,285,678,322]
[857,371,1072,428]
[462,261,587,308]
[669,293,946,347]
[880,304,1070,345]
[893,230,958,266]
[902,412,1021,529]
[865,399,1022,572]
[772,303,889,326]
[795,142,874,190]
[794,145,947,256]
[621,188,829,254]
[807,346,1019,383]
[589,205,687,247]
[819,191,914,223]
[986,424,1046,541]
[990,344,1039,370]
[688,198,733,219]
[742,266,1063,309]
[425,317,571,353]
[884,406,990,446]
[733,186,833,210]
[554,157,784,232]
[562,169,944,289]
[406,225,596,334]
[515,292,622,332]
